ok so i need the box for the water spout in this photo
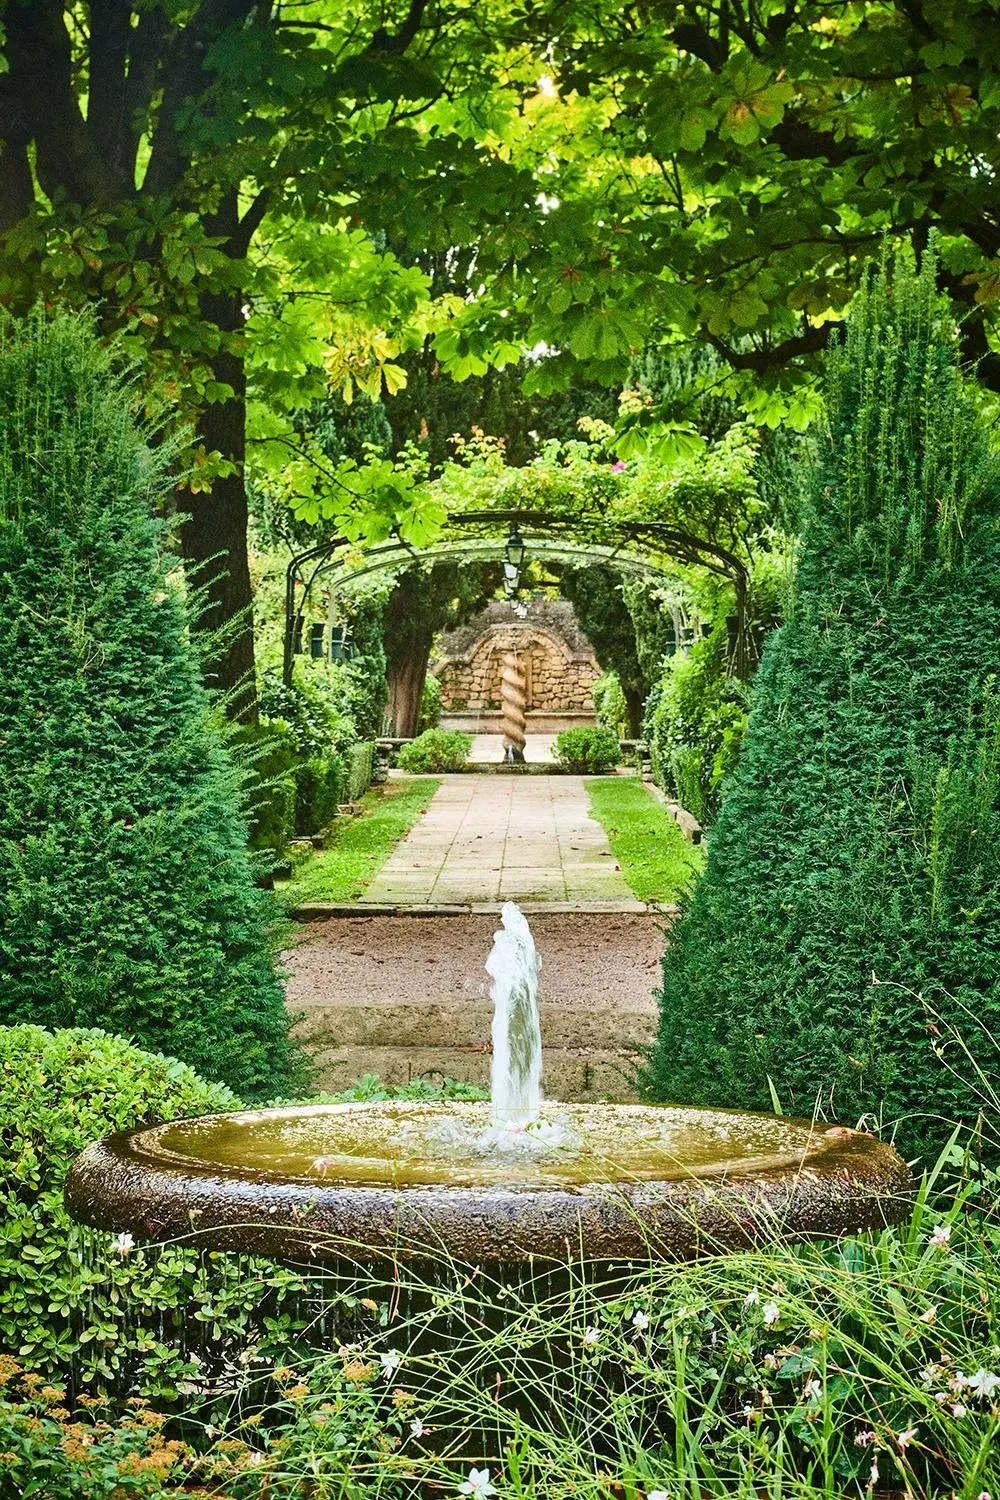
[486,902,543,1128]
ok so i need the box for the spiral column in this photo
[500,652,527,763]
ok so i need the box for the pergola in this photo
[283,509,753,685]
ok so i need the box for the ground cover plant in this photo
[0,309,295,1098]
[586,778,703,903]
[278,779,441,907]
[649,247,1000,1158]
[397,730,471,773]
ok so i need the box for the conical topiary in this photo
[648,247,1000,1155]
[0,308,297,1097]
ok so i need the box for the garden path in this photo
[466,732,557,763]
[364,773,638,906]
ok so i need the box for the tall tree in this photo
[383,561,502,737]
[0,0,528,716]
[474,1,1000,438]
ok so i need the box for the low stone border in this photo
[291,899,681,919]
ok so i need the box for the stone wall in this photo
[435,600,600,713]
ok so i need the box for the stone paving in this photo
[466,732,556,764]
[365,773,637,906]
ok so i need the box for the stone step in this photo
[306,1044,645,1102]
[294,997,656,1051]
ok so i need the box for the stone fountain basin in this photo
[65,1101,911,1263]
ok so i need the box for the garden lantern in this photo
[503,525,526,599]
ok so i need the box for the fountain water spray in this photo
[486,902,542,1128]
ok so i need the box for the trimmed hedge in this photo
[648,248,1000,1156]
[0,309,296,1097]
[0,1025,310,1398]
[647,622,746,825]
[345,740,376,802]
[554,726,620,773]
[398,729,470,773]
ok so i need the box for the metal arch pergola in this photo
[283,509,752,685]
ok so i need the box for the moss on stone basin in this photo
[65,1101,911,1264]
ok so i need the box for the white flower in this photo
[113,1232,135,1257]
[379,1349,402,1380]
[762,1300,780,1326]
[803,1379,822,1399]
[632,1310,650,1332]
[647,1491,671,1500]
[313,1156,335,1174]
[582,1327,600,1346]
[855,1430,876,1448]
[409,1418,426,1438]
[896,1426,918,1450]
[951,1403,968,1418]
[919,1305,938,1325]
[959,1369,1000,1400]
[868,1460,879,1488]
[744,1288,760,1307]
[928,1224,952,1251]
[458,1468,498,1499]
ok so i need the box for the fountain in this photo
[66,905,910,1263]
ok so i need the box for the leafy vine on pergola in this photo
[283,508,753,687]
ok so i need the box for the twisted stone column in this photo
[500,652,527,764]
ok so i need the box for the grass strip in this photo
[585,775,704,903]
[279,777,441,906]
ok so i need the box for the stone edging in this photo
[291,900,681,920]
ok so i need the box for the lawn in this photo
[586,776,704,903]
[278,777,440,907]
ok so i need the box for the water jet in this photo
[66,904,910,1263]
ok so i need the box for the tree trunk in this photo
[624,686,643,739]
[387,640,432,738]
[177,276,257,723]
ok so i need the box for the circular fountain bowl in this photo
[65,1101,911,1264]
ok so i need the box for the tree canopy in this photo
[4,1,998,710]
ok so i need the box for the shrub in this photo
[397,728,471,773]
[647,623,747,824]
[649,246,1000,1157]
[0,310,296,1096]
[0,1025,313,1397]
[345,739,376,801]
[591,671,630,738]
[0,1361,192,1498]
[258,668,356,760]
[292,753,343,835]
[554,725,620,773]
[238,719,298,861]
